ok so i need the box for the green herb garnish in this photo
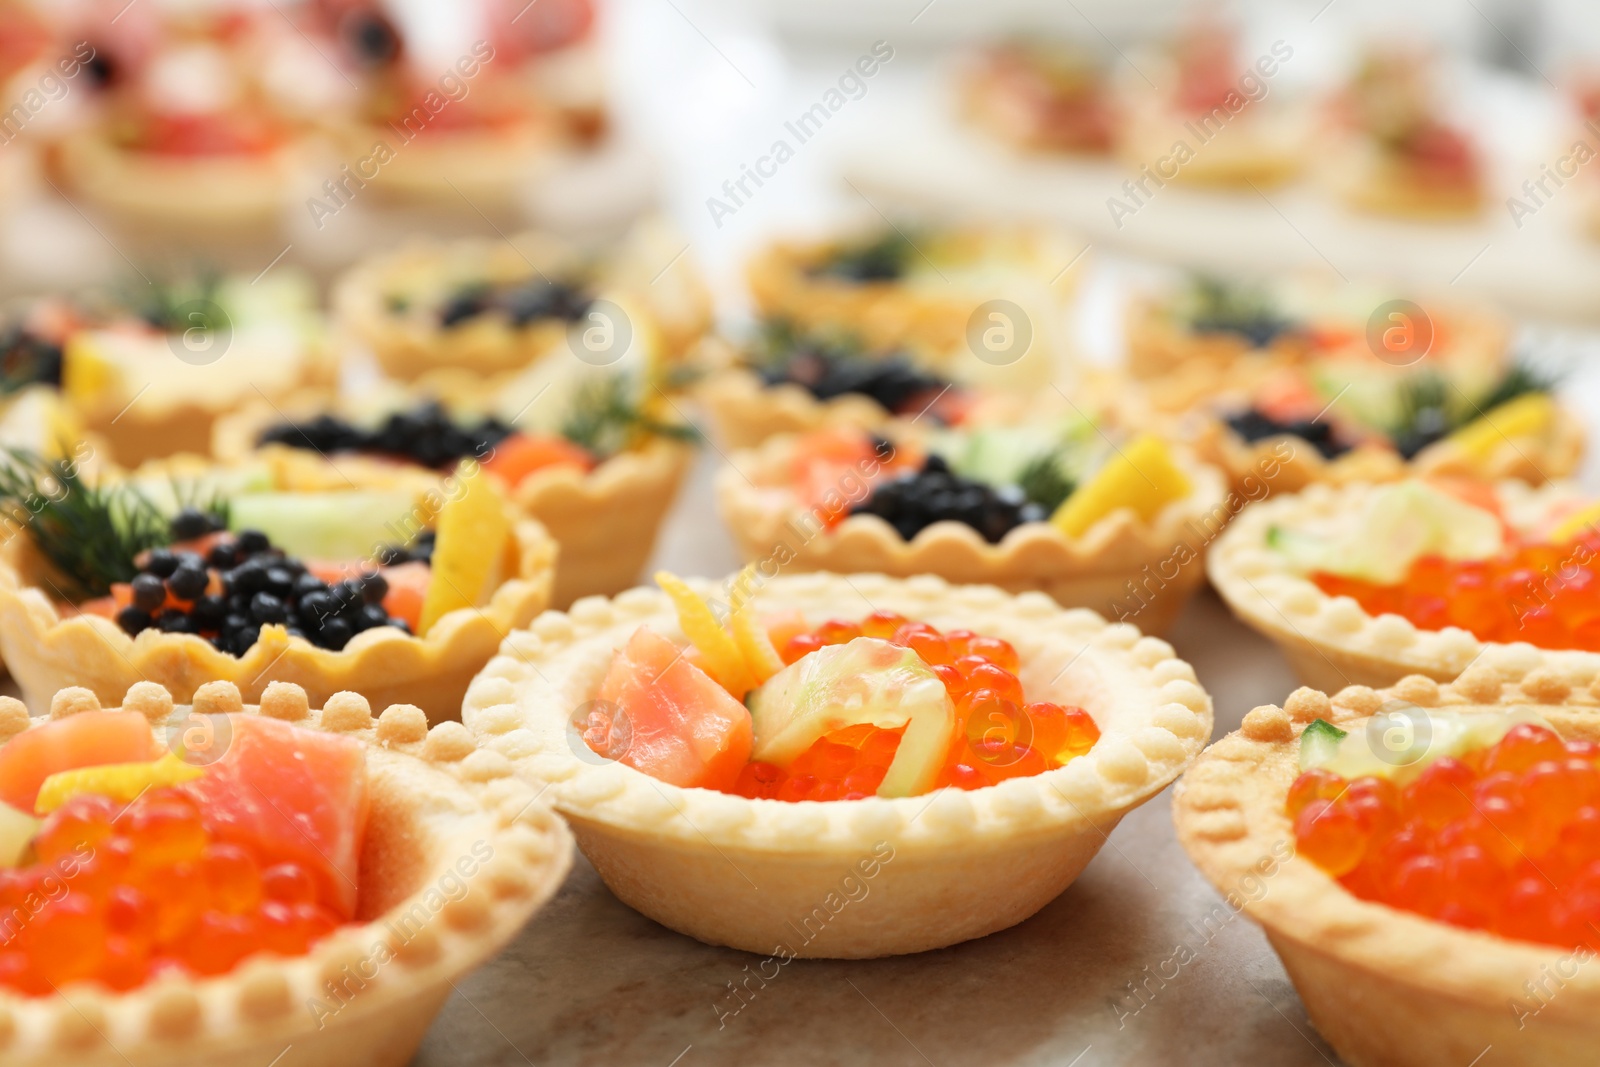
[1017,449,1076,512]
[0,449,167,601]
[560,375,699,460]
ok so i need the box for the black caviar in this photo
[0,321,63,394]
[435,278,593,330]
[115,508,420,655]
[1225,409,1349,460]
[761,343,950,416]
[850,455,1046,544]
[258,402,516,470]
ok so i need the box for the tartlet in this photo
[333,221,711,381]
[716,428,1228,634]
[462,571,1213,957]
[1192,391,1584,497]
[0,678,571,1067]
[958,40,1119,155]
[58,273,330,465]
[1207,479,1600,691]
[1174,667,1600,1067]
[0,453,557,719]
[744,225,1083,388]
[211,373,694,609]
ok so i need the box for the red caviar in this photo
[1313,534,1600,651]
[737,615,1100,800]
[1289,722,1600,949]
[0,787,343,995]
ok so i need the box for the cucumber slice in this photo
[747,637,954,798]
[229,489,423,561]
[1298,718,1347,771]
[1268,482,1502,583]
[1321,707,1552,785]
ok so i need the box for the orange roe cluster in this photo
[1290,723,1600,948]
[731,611,1100,801]
[0,787,345,996]
[1313,537,1600,651]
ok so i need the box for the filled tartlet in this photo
[1117,22,1304,188]
[0,678,568,1067]
[1193,357,1581,495]
[1126,273,1511,411]
[56,272,328,464]
[1175,667,1600,1067]
[745,225,1082,389]
[1209,478,1600,691]
[0,449,555,719]
[463,570,1212,956]
[696,320,980,450]
[333,221,711,381]
[959,40,1119,155]
[213,367,695,608]
[48,11,309,230]
[1324,47,1485,220]
[716,423,1226,633]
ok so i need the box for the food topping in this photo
[0,710,367,994]
[583,574,1102,801]
[1290,713,1600,949]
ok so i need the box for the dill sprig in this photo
[1387,361,1559,460]
[126,272,225,333]
[813,232,914,282]
[1182,273,1292,347]
[1017,449,1077,512]
[560,375,699,460]
[0,449,169,601]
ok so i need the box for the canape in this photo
[212,366,694,608]
[333,220,711,381]
[1117,22,1304,188]
[1192,358,1582,496]
[464,569,1212,957]
[0,678,569,1067]
[745,225,1083,389]
[695,321,1000,451]
[1126,273,1512,411]
[1324,47,1485,220]
[1175,666,1600,1067]
[1209,478,1600,691]
[48,14,310,230]
[55,273,329,465]
[0,450,555,720]
[716,423,1227,634]
[959,40,1119,155]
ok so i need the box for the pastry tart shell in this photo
[462,572,1214,957]
[1207,480,1600,692]
[1174,666,1600,1067]
[743,228,1083,372]
[715,433,1230,635]
[0,679,571,1067]
[1192,402,1585,497]
[0,517,557,723]
[213,400,691,610]
[49,130,301,230]
[1326,142,1485,220]
[1116,100,1307,188]
[330,119,553,206]
[333,222,711,381]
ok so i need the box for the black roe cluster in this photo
[0,322,63,393]
[116,508,417,655]
[258,402,516,470]
[760,344,949,415]
[850,455,1046,544]
[437,279,594,330]
[1225,409,1350,460]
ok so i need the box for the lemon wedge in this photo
[728,566,785,685]
[35,753,204,814]
[655,570,756,695]
[418,462,513,636]
[1446,393,1556,462]
[1050,434,1191,539]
